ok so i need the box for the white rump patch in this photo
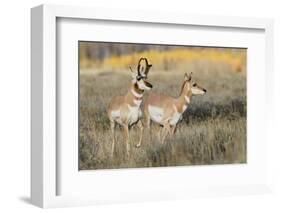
[148,105,164,124]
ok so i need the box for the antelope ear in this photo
[184,72,192,81]
[130,67,138,79]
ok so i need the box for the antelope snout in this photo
[144,81,153,90]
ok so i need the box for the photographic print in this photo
[79,42,247,170]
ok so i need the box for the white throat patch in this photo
[184,96,190,104]
[131,89,143,98]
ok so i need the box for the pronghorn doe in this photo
[107,58,153,157]
[144,72,206,144]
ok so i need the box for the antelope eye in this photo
[137,76,142,81]
[193,83,197,87]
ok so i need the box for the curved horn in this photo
[184,72,192,81]
[138,58,152,77]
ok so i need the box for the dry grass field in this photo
[79,49,247,170]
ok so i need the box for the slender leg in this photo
[158,126,163,143]
[135,120,143,148]
[146,115,151,128]
[144,109,152,141]
[161,123,170,144]
[170,125,177,137]
[110,120,116,157]
[123,125,130,157]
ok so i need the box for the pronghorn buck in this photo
[144,72,207,144]
[107,58,153,157]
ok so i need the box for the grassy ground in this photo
[79,65,246,170]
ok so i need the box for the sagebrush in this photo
[79,63,246,170]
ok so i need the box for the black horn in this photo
[138,58,152,77]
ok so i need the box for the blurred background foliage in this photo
[79,42,246,73]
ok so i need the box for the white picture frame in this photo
[31,4,274,208]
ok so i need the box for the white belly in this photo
[127,105,141,126]
[148,105,164,124]
[148,105,183,126]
